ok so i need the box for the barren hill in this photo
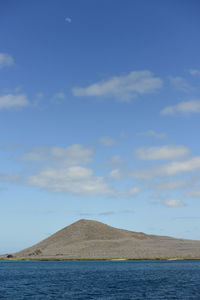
[7,219,200,260]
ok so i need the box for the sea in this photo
[0,260,200,299]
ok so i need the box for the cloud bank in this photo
[134,145,190,160]
[161,100,200,115]
[27,166,114,195]
[133,156,200,179]
[72,70,163,102]
[0,94,30,110]
[21,144,93,166]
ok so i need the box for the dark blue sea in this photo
[0,260,200,299]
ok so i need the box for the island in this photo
[1,219,200,260]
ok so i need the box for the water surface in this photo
[0,260,200,299]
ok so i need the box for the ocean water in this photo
[0,260,200,299]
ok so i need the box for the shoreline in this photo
[1,257,200,261]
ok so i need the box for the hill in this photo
[4,219,200,260]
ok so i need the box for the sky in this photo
[1,0,200,253]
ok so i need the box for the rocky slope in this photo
[6,219,200,260]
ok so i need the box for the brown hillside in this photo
[8,219,200,260]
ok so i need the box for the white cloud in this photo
[51,145,93,165]
[65,17,72,23]
[27,166,114,195]
[109,169,122,180]
[169,76,191,92]
[0,53,14,69]
[53,92,65,100]
[72,70,163,102]
[21,146,47,162]
[132,167,158,180]
[26,165,141,196]
[163,199,185,207]
[154,180,187,190]
[132,156,200,180]
[161,100,200,115]
[134,145,189,160]
[0,94,30,110]
[137,130,167,139]
[166,156,199,175]
[0,173,22,183]
[119,187,141,196]
[99,136,118,146]
[21,144,93,166]
[189,69,200,76]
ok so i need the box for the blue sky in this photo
[1,0,200,253]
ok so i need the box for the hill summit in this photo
[8,219,200,260]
